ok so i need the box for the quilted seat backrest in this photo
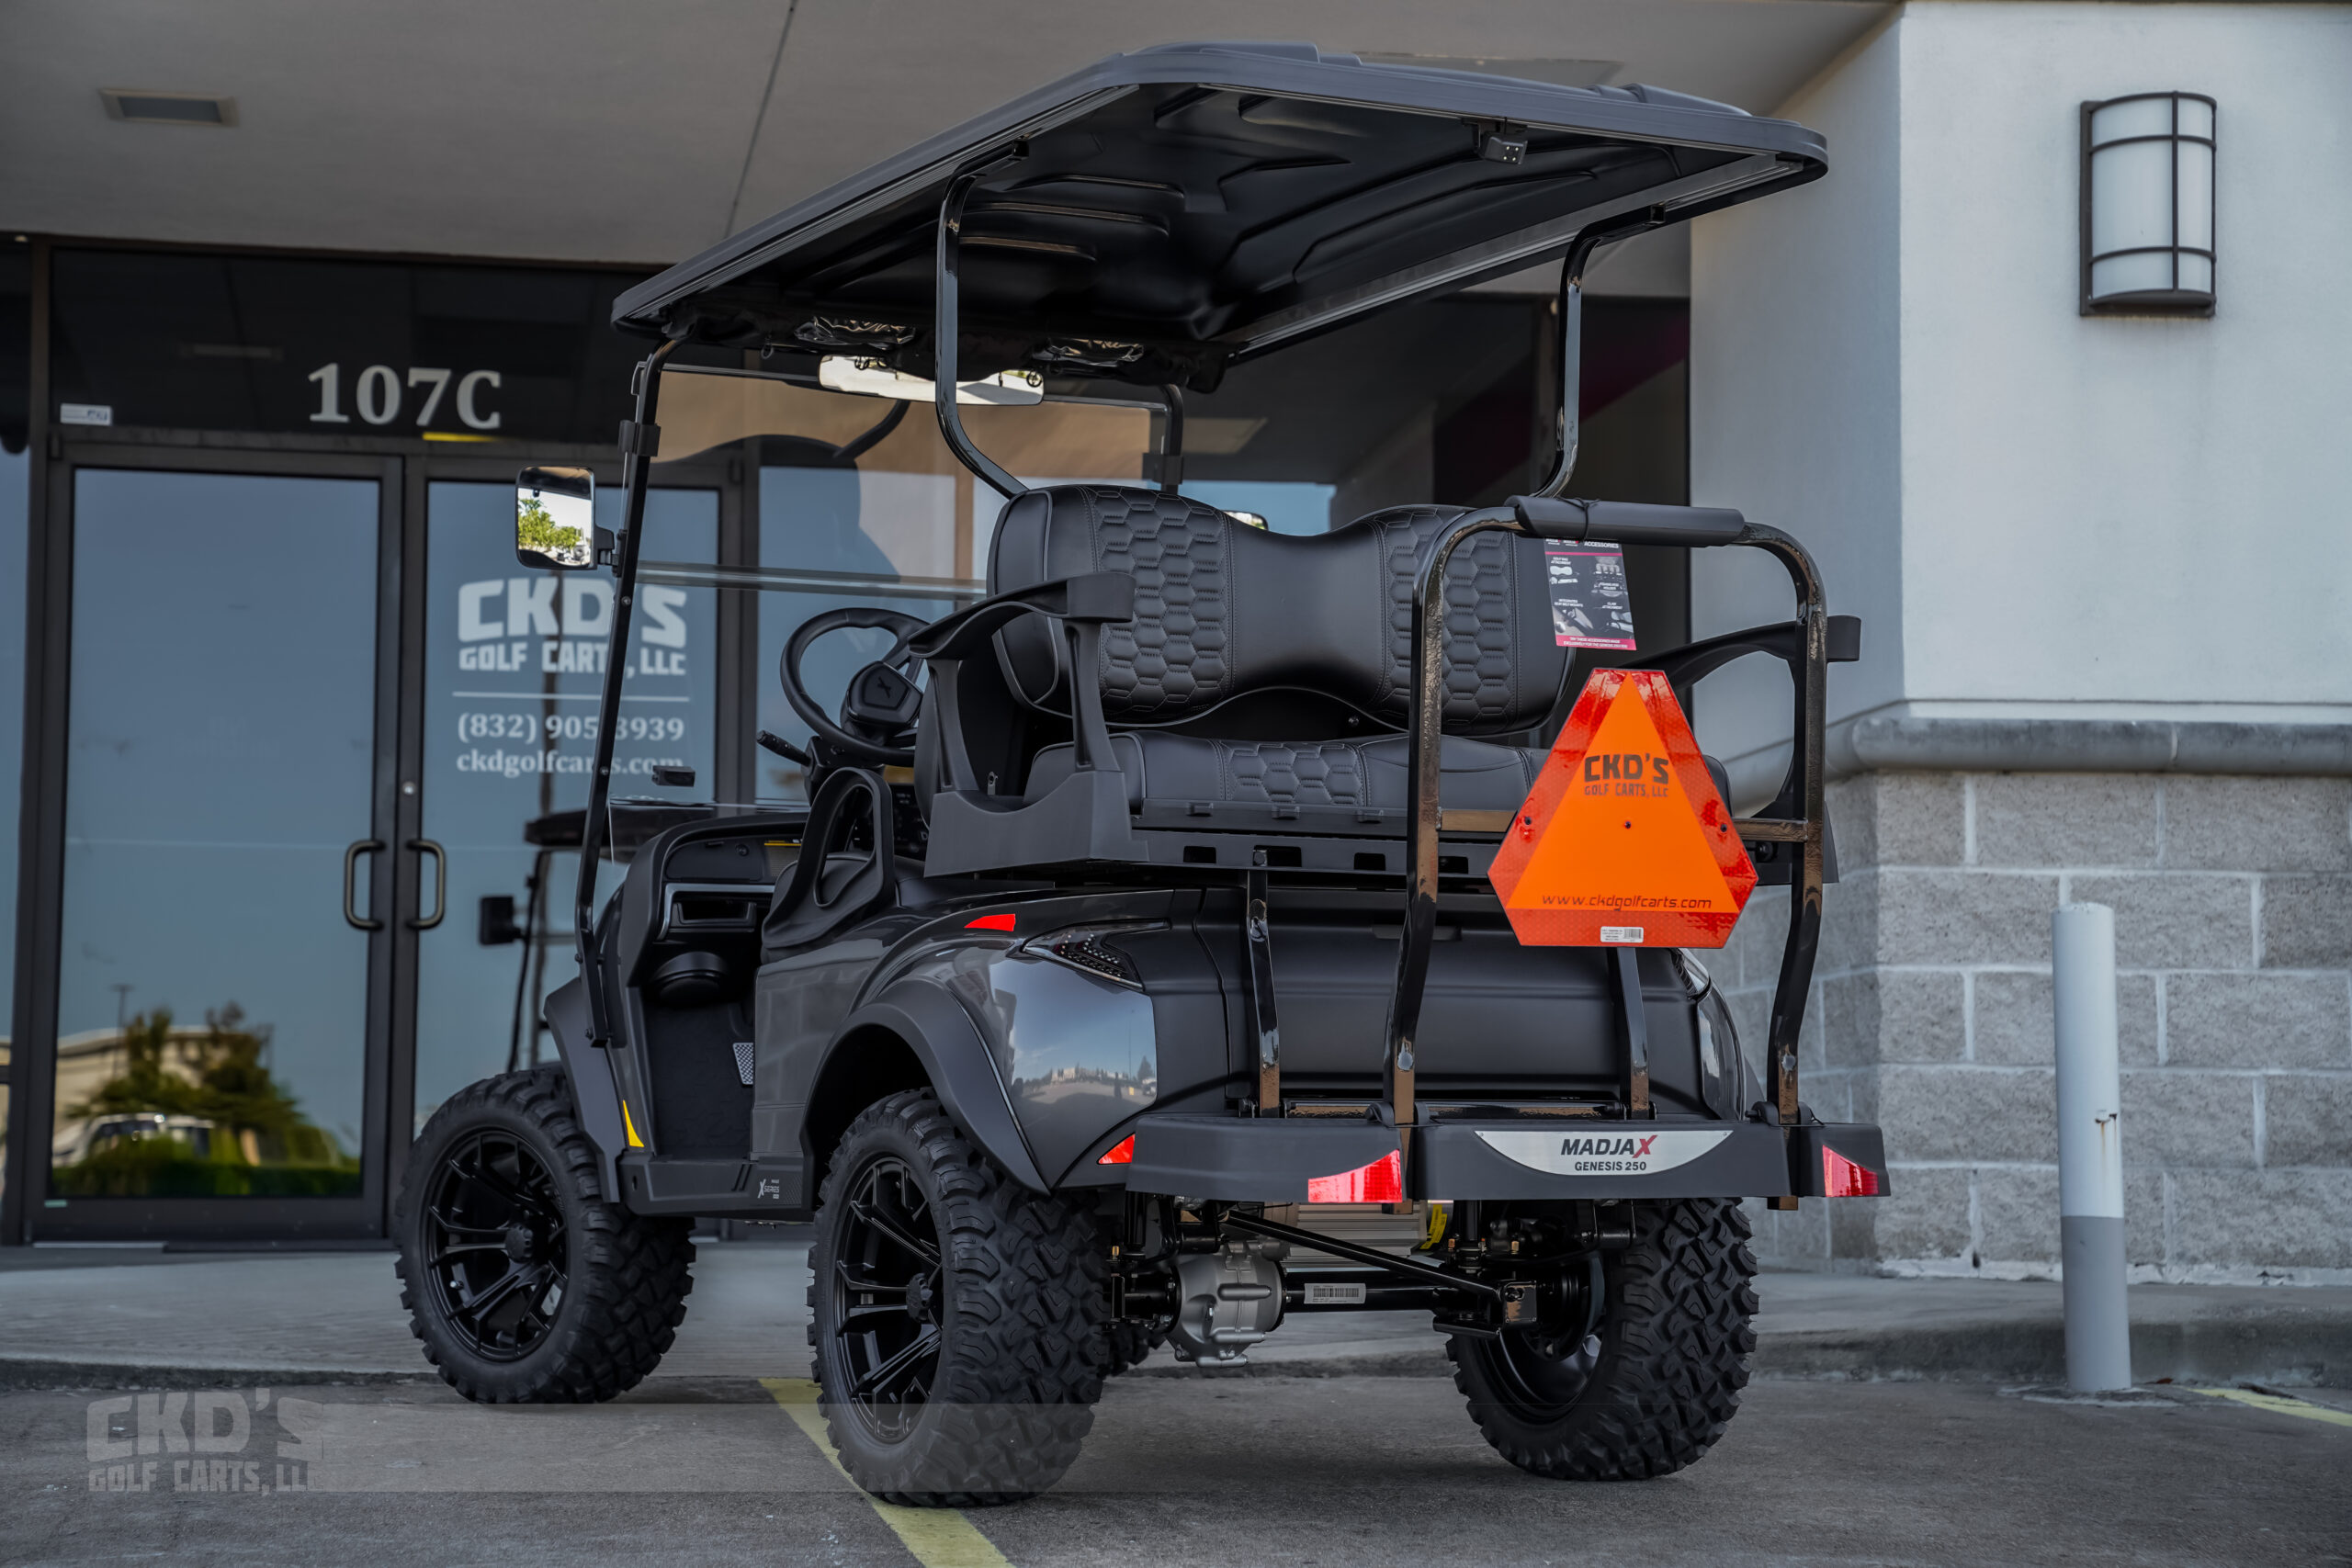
[986,485,1566,736]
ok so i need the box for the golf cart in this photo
[394,41,1884,1502]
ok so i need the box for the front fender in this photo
[546,977,626,1202]
[824,978,1048,1193]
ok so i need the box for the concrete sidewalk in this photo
[1,1241,2345,1389]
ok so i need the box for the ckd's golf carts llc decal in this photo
[1476,1127,1732,1177]
[449,576,695,780]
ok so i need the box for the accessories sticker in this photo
[1544,542,1636,650]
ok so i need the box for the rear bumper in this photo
[1123,1112,1886,1202]
[1409,1120,1885,1201]
[1125,1114,1399,1203]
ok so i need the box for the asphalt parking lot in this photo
[5,1371,2347,1568]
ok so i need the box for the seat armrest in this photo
[908,571,1135,662]
[1631,615,1862,690]
[910,570,1135,795]
[1509,496,1747,547]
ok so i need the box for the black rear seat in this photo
[990,485,1566,817]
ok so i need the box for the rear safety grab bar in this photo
[1382,494,1833,1210]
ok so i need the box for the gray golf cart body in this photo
[536,39,1883,1256]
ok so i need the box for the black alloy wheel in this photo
[1448,1198,1758,1482]
[830,1154,946,1440]
[396,1067,694,1403]
[808,1089,1105,1505]
[420,1128,570,1360]
[1481,1321,1603,1417]
[1481,1252,1605,1417]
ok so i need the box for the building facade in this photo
[0,221,1680,1247]
[1,1,2344,1267]
[1695,3,2352,1279]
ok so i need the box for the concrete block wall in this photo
[1716,772,2352,1280]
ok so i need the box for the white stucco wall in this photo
[1690,2,2352,778]
[1687,13,1905,781]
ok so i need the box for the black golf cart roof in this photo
[614,41,1825,390]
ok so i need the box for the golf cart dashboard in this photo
[618,818,803,1021]
[663,832,795,885]
[654,830,796,940]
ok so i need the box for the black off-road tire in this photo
[1448,1198,1758,1481]
[394,1066,695,1403]
[809,1089,1106,1506]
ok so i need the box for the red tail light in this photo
[1097,1135,1135,1166]
[1307,1150,1403,1203]
[965,912,1016,931]
[1823,1146,1881,1197]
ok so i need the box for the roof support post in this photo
[576,336,679,1047]
[1531,213,1666,501]
[1154,382,1185,495]
[935,150,1028,500]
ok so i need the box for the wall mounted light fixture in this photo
[2081,93,2215,316]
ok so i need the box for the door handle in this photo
[344,839,386,931]
[408,838,447,930]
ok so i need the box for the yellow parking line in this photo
[2192,1387,2352,1428]
[761,1378,1013,1568]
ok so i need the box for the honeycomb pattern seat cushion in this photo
[987,486,1566,737]
[1021,731,1544,813]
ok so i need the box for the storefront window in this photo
[645,368,1151,801]
[755,457,960,798]
[51,470,380,1199]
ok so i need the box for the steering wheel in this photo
[780,607,933,767]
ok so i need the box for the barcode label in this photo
[1303,1280,1368,1305]
[1600,926,1645,943]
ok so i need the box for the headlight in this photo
[1013,920,1168,989]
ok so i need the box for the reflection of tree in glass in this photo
[517,496,583,557]
[54,1004,359,1197]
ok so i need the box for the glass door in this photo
[410,478,718,1124]
[35,462,398,1236]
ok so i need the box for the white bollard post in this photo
[2052,902,2131,1393]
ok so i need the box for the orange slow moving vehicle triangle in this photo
[1489,669,1757,948]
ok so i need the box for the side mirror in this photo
[515,466,602,570]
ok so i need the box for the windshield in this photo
[633,291,1604,801]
